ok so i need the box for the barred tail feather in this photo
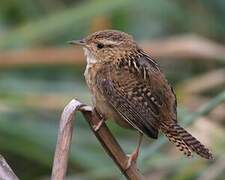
[161,123,192,157]
[173,124,213,159]
[160,122,213,159]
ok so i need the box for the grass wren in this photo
[70,30,212,168]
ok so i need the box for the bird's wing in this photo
[96,53,177,139]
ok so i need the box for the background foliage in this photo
[0,0,225,179]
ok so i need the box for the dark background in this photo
[0,0,225,179]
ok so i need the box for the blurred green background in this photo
[0,0,225,179]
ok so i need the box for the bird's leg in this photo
[93,108,105,132]
[126,132,143,170]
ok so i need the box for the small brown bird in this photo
[70,30,213,168]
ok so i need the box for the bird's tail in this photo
[160,122,213,159]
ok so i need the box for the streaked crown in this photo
[72,30,139,63]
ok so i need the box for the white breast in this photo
[83,48,97,90]
[83,48,97,64]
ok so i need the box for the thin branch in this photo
[177,69,225,111]
[51,99,144,180]
[51,99,85,180]
[81,108,144,180]
[0,155,19,180]
[1,34,225,68]
[179,69,225,95]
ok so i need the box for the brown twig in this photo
[0,155,19,180]
[51,99,84,180]
[178,69,225,122]
[1,34,225,68]
[179,69,225,95]
[51,99,144,180]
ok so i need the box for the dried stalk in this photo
[0,155,19,180]
[1,34,225,68]
[179,69,225,95]
[51,99,144,180]
[51,99,84,180]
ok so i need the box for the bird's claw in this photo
[93,119,104,132]
[93,108,105,132]
[125,150,138,170]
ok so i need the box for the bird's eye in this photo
[97,43,104,49]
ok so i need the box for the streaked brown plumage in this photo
[70,30,213,165]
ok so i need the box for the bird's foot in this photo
[93,119,104,132]
[125,132,143,171]
[93,108,105,132]
[125,149,139,170]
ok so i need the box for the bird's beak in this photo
[68,39,86,46]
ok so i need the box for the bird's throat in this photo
[83,48,98,65]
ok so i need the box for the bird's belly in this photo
[94,93,133,129]
[84,64,133,129]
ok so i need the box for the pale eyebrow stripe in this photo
[104,40,118,44]
[100,39,122,46]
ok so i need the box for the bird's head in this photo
[69,30,138,64]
